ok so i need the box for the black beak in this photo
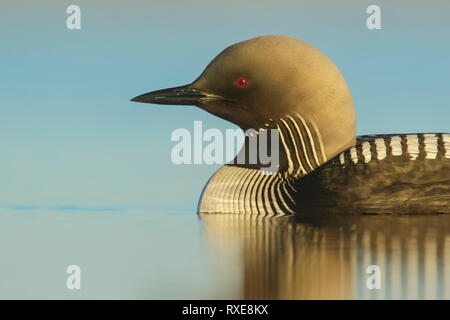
[131,84,213,106]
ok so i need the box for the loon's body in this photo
[200,133,450,215]
[132,35,450,216]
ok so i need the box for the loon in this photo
[131,35,450,216]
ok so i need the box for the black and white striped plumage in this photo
[199,133,450,216]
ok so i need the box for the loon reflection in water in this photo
[200,214,450,299]
[132,35,449,216]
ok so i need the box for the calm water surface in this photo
[0,208,449,299]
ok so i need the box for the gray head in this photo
[132,35,356,162]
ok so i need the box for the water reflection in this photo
[200,214,450,299]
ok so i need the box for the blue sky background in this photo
[1,0,449,211]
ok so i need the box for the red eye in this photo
[235,77,248,87]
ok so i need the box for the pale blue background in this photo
[1,0,449,211]
[0,0,449,298]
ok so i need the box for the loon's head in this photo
[132,35,356,161]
